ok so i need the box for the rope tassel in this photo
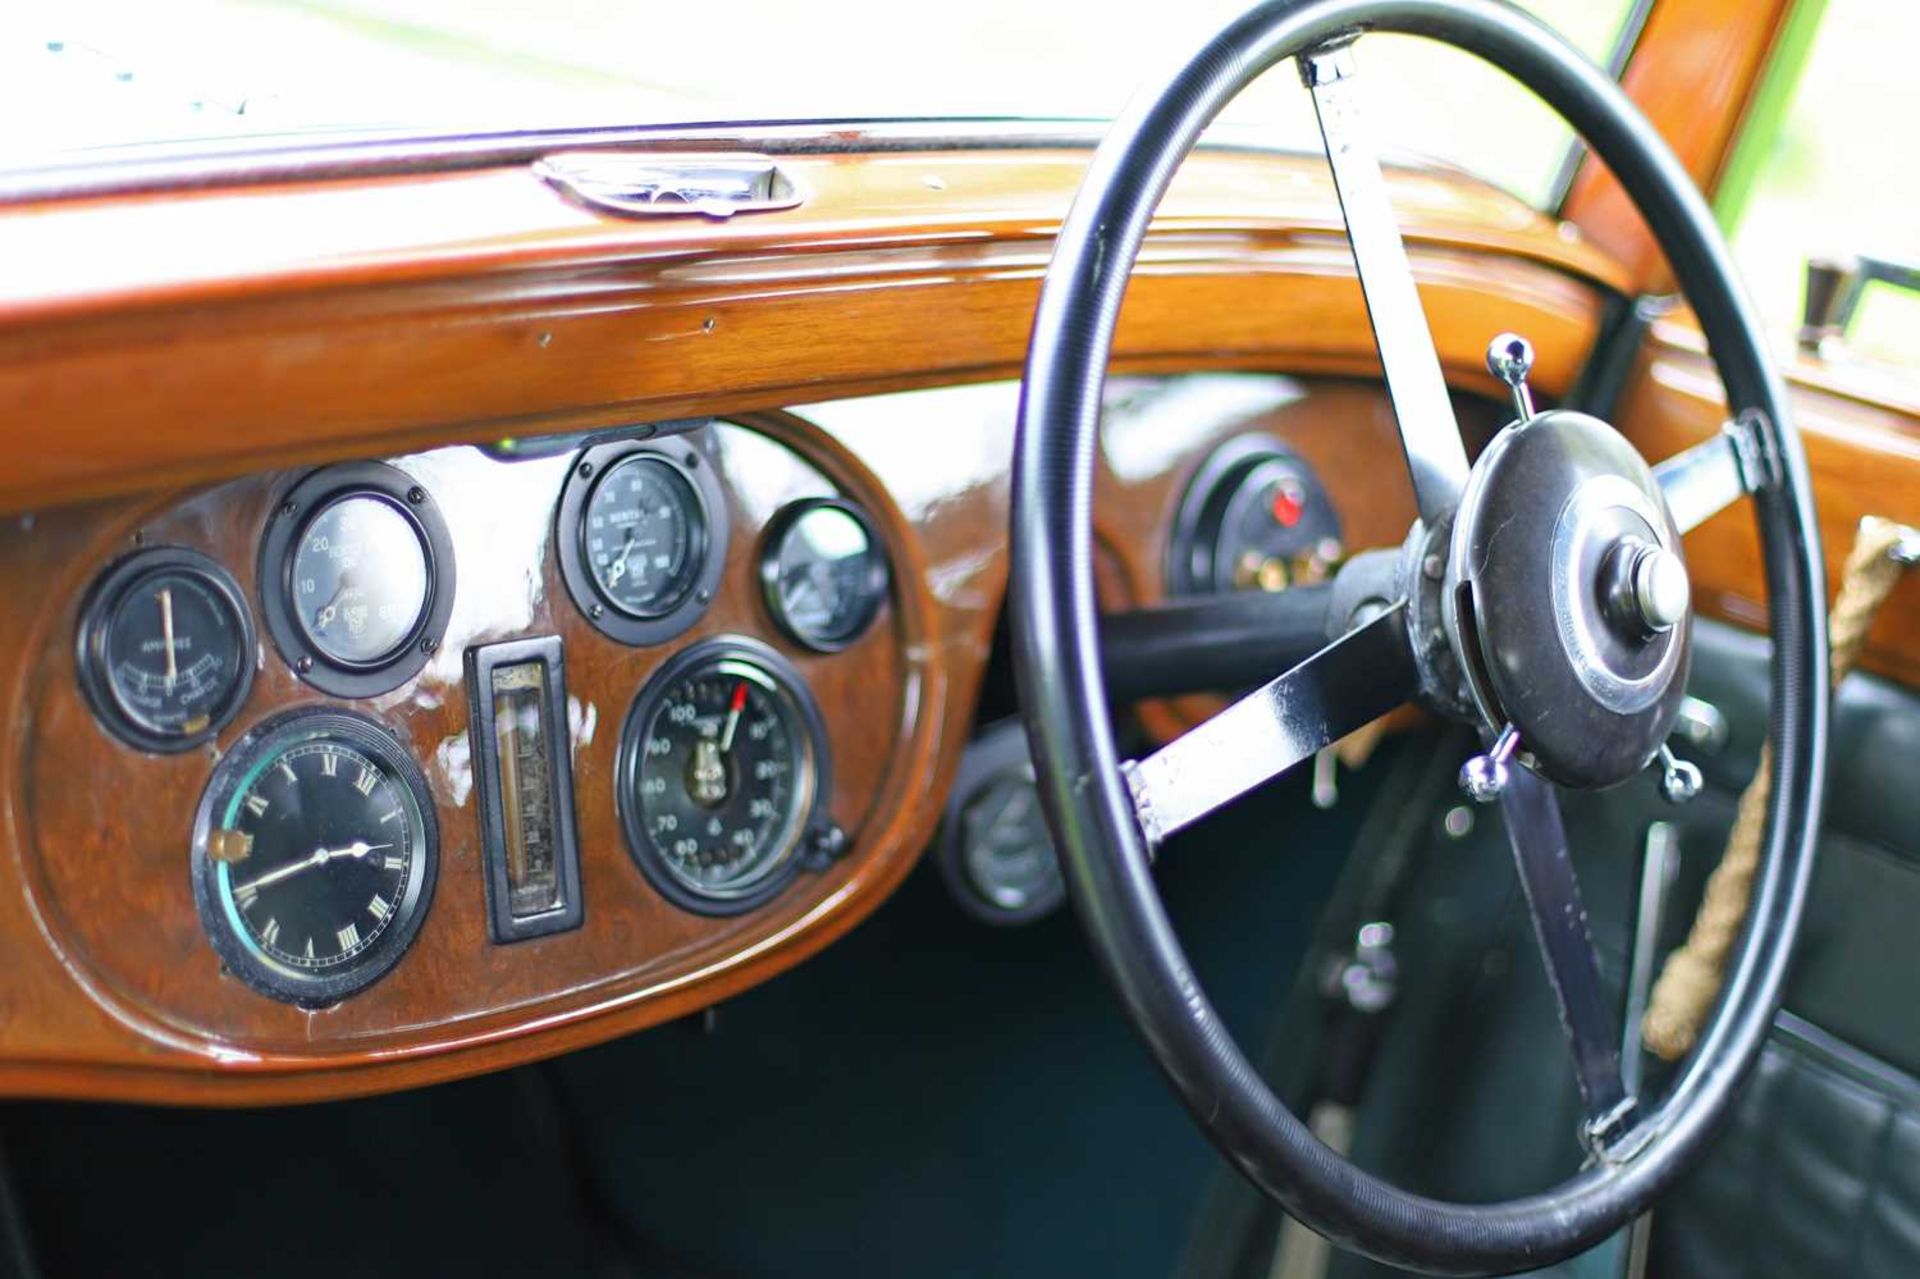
[1642,515,1915,1062]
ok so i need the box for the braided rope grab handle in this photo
[1642,516,1915,1062]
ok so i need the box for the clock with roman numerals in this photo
[190,708,437,1006]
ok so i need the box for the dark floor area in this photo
[0,748,1383,1278]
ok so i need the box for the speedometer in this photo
[615,639,832,914]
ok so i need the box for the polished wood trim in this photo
[1561,0,1797,291]
[0,147,1623,517]
[0,142,1632,1103]
[1092,379,1506,741]
[1616,322,1920,688]
[0,412,1001,1105]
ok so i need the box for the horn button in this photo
[1445,409,1690,790]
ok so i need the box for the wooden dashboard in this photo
[0,126,1911,1105]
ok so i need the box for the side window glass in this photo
[1720,0,1920,369]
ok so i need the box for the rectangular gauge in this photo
[465,636,584,942]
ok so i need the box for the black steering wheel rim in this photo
[1010,1,1829,1274]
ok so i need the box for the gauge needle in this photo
[981,788,1033,846]
[313,570,356,631]
[233,840,391,895]
[156,587,178,688]
[720,680,748,753]
[603,528,638,589]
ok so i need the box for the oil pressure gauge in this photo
[76,547,256,753]
[259,461,456,698]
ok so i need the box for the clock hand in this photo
[232,841,393,895]
[235,848,328,894]
[326,839,391,863]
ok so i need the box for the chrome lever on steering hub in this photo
[1486,332,1537,424]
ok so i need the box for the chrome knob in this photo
[1657,744,1703,804]
[1632,545,1690,632]
[1603,538,1690,639]
[1459,724,1521,804]
[1485,333,1536,422]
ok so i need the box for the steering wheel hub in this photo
[1447,409,1690,789]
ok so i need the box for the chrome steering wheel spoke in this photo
[1652,410,1777,534]
[1496,763,1635,1150]
[1303,39,1471,525]
[1123,602,1418,846]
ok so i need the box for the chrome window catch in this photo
[533,152,804,219]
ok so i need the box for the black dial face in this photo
[78,549,254,752]
[957,771,1061,915]
[763,500,888,651]
[193,711,436,1004]
[1201,457,1342,593]
[619,647,824,910]
[582,457,705,619]
[104,568,246,739]
[290,494,430,667]
[1170,442,1344,599]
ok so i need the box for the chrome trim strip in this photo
[0,117,1360,207]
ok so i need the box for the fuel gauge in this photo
[760,498,890,652]
[76,547,255,753]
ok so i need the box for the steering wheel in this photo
[1011,1,1829,1273]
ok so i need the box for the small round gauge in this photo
[1168,438,1343,597]
[76,548,255,753]
[290,494,429,667]
[582,455,704,618]
[259,462,456,698]
[936,720,1067,925]
[191,708,437,1006]
[555,435,731,647]
[616,639,830,914]
[760,498,890,652]
[957,773,1060,914]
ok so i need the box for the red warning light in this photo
[1269,481,1306,529]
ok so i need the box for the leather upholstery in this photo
[1651,1016,1920,1279]
[1646,624,1920,1278]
